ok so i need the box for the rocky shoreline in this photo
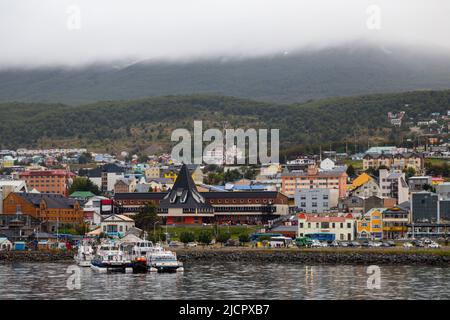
[173,248,450,266]
[0,251,75,263]
[1,248,449,266]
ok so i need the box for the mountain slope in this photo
[1,90,450,156]
[1,45,450,105]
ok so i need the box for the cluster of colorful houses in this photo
[1,144,450,250]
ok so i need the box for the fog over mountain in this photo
[1,1,449,104]
[1,43,450,104]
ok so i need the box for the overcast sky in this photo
[0,0,449,68]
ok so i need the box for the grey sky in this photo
[0,0,449,68]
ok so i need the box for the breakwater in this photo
[173,248,450,266]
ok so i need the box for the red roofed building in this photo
[281,165,348,198]
[297,212,355,241]
[19,169,75,196]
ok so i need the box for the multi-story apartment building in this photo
[297,213,355,241]
[294,188,339,213]
[379,169,410,204]
[19,169,75,196]
[363,152,424,174]
[281,166,347,198]
[86,163,125,192]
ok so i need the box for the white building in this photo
[101,214,135,238]
[319,158,335,171]
[379,169,409,204]
[294,188,339,213]
[297,213,355,241]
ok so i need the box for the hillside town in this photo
[0,135,449,252]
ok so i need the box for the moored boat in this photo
[90,242,132,273]
[74,240,94,267]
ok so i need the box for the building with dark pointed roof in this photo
[114,164,289,225]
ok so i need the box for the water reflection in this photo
[0,262,449,300]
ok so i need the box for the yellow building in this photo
[357,208,383,240]
[0,156,14,168]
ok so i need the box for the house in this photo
[297,213,355,241]
[113,177,136,193]
[319,158,335,171]
[100,214,135,238]
[144,166,160,179]
[2,192,84,231]
[339,195,396,216]
[0,237,13,251]
[350,176,382,199]
[356,208,384,240]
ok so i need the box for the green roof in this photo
[69,191,96,199]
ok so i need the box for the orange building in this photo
[281,165,348,198]
[19,169,75,196]
[2,192,84,227]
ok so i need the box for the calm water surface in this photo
[0,262,449,299]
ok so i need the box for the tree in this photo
[404,167,416,179]
[346,164,355,177]
[68,177,101,195]
[78,152,92,164]
[238,233,250,243]
[133,204,160,231]
[216,232,231,245]
[197,230,213,245]
[179,231,195,245]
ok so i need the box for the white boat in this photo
[90,242,133,273]
[74,241,94,267]
[147,247,184,273]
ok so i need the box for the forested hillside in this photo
[1,90,450,157]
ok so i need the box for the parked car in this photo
[361,241,370,247]
[349,241,361,247]
[387,241,396,247]
[413,240,425,248]
[329,240,339,247]
[225,239,239,247]
[428,242,441,248]
[339,242,349,247]
[371,241,382,247]
[168,241,183,248]
[186,242,198,247]
[403,242,413,248]
[310,240,322,248]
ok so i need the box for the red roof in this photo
[19,170,75,177]
[297,213,351,222]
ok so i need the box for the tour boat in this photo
[90,242,133,273]
[147,247,184,273]
[74,241,94,267]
